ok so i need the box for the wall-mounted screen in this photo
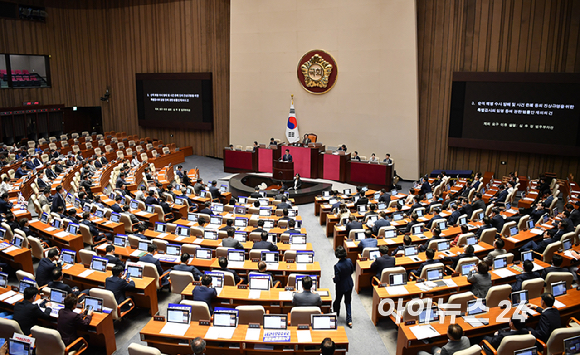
[136,73,213,130]
[448,72,580,156]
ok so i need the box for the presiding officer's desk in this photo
[354,241,493,293]
[0,286,117,355]
[61,262,159,315]
[140,320,349,355]
[181,284,332,314]
[395,288,580,355]
[370,259,550,324]
[0,240,34,274]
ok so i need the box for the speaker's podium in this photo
[273,160,294,181]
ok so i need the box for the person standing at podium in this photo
[282,149,292,162]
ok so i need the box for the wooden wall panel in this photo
[0,0,229,158]
[418,0,580,180]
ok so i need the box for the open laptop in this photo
[384,229,397,239]
[130,200,139,210]
[412,224,423,235]
[234,205,247,215]
[418,306,439,324]
[234,218,248,228]
[8,338,31,355]
[289,234,307,245]
[213,308,238,328]
[461,262,476,276]
[91,256,108,272]
[404,245,420,262]
[10,235,24,248]
[426,268,444,282]
[466,299,487,316]
[113,234,128,247]
[154,222,166,233]
[261,251,279,263]
[509,226,519,236]
[67,223,79,235]
[357,205,367,213]
[493,256,508,270]
[212,203,224,213]
[167,303,192,324]
[564,335,580,355]
[389,272,407,286]
[146,205,156,213]
[511,290,528,305]
[209,216,222,227]
[195,248,212,260]
[175,225,190,237]
[458,216,467,225]
[203,230,218,240]
[437,240,452,255]
[552,281,567,297]
[437,221,447,231]
[258,198,268,206]
[514,347,537,355]
[233,231,247,243]
[263,220,274,230]
[311,314,337,330]
[227,249,245,268]
[187,213,198,223]
[562,239,572,251]
[263,314,287,329]
[369,250,381,261]
[18,279,36,294]
[0,272,8,288]
[296,251,314,263]
[110,213,121,224]
[47,288,67,317]
[249,273,271,290]
[259,207,272,216]
[84,296,104,312]
[60,249,76,265]
[204,271,224,289]
[125,262,143,278]
[166,244,181,256]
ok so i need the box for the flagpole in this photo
[291,94,293,105]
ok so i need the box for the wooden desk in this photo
[321,153,351,182]
[0,242,34,274]
[223,149,257,173]
[0,287,116,355]
[349,161,394,189]
[181,285,332,314]
[62,263,159,315]
[140,319,349,355]
[30,221,85,252]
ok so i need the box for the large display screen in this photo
[136,73,213,130]
[448,72,580,156]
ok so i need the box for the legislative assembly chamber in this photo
[0,1,579,355]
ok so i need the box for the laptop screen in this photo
[61,250,76,264]
[563,239,572,251]
[412,225,422,235]
[263,314,287,329]
[552,281,567,297]
[389,273,407,286]
[40,213,49,224]
[167,306,191,324]
[514,347,537,355]
[50,288,67,304]
[369,250,381,261]
[287,209,297,218]
[378,203,387,210]
[343,189,351,195]
[138,240,151,251]
[18,279,35,294]
[0,272,8,288]
[521,250,533,263]
[234,205,246,215]
[113,235,127,247]
[227,249,245,262]
[130,200,139,210]
[91,257,108,272]
[425,192,433,199]
[95,209,104,218]
[357,205,367,212]
[493,257,507,270]
[126,263,143,278]
[187,213,198,222]
[415,209,424,217]
[466,235,478,245]
[110,213,120,223]
[204,230,218,240]
[564,335,580,355]
[213,310,237,327]
[67,223,79,235]
[11,235,23,248]
[259,208,271,216]
[404,245,418,256]
[393,213,404,221]
[437,240,450,251]
[461,263,476,276]
[426,268,443,281]
[527,219,534,229]
[458,217,467,225]
[438,221,447,230]
[510,226,518,236]
[195,248,212,260]
[290,234,307,244]
[166,244,181,256]
[261,251,279,263]
[311,314,337,330]
[263,220,274,229]
[385,229,396,238]
[238,196,247,204]
[8,338,31,355]
[418,307,439,324]
[467,299,487,315]
[355,232,365,240]
[84,296,103,312]
[204,272,224,288]
[176,225,190,237]
[511,290,528,305]
[209,216,222,225]
[146,205,155,213]
[212,203,224,212]
[52,219,62,229]
[258,198,268,206]
[249,274,270,290]
[296,251,314,263]
[234,218,248,227]
[155,222,166,233]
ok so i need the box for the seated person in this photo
[482,315,530,355]
[392,235,412,256]
[475,216,493,237]
[192,274,218,314]
[426,207,445,229]
[222,228,244,249]
[371,211,390,235]
[291,276,322,307]
[105,265,135,312]
[420,227,444,252]
[285,218,301,234]
[443,244,475,271]
[540,254,572,278]
[467,262,492,298]
[173,253,202,281]
[218,256,242,284]
[199,201,213,216]
[220,218,234,231]
[104,244,124,266]
[139,244,169,286]
[529,293,561,343]
[512,259,540,292]
[257,261,280,288]
[484,238,506,265]
[13,287,52,335]
[403,212,420,234]
[370,245,395,278]
[521,221,568,254]
[359,229,378,250]
[417,324,470,355]
[411,248,438,277]
[450,224,470,247]
[345,215,363,235]
[253,231,278,251]
[57,294,93,349]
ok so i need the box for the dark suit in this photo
[57,307,92,346]
[447,210,461,225]
[209,186,221,199]
[145,196,159,205]
[511,271,540,292]
[111,203,123,213]
[252,240,278,251]
[345,220,363,236]
[333,258,354,322]
[47,281,74,294]
[104,254,124,266]
[370,254,396,278]
[36,258,58,287]
[445,252,475,270]
[483,328,530,355]
[250,192,261,199]
[491,215,505,233]
[192,285,217,313]
[13,299,52,334]
[222,237,243,249]
[199,208,213,216]
[542,195,554,209]
[37,178,48,189]
[378,194,391,203]
[354,196,369,206]
[105,276,135,310]
[426,214,445,229]
[282,153,292,162]
[372,218,391,235]
[51,193,66,213]
[0,199,13,214]
[569,209,580,227]
[420,181,432,195]
[476,223,493,237]
[412,259,438,277]
[472,199,486,213]
[160,201,172,214]
[292,290,322,306]
[531,307,561,342]
[541,266,571,279]
[46,168,57,180]
[276,202,291,210]
[459,204,473,219]
[173,264,202,280]
[408,203,422,215]
[139,254,165,282]
[15,167,28,179]
[94,160,102,168]
[495,190,508,203]
[219,267,241,284]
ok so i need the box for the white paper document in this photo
[248,290,261,299]
[443,279,458,287]
[55,231,70,238]
[532,263,544,272]
[156,233,168,239]
[266,263,278,270]
[472,244,485,252]
[228,262,245,269]
[0,290,16,301]
[5,294,24,304]
[245,328,261,341]
[554,300,566,309]
[529,228,543,235]
[1,246,18,254]
[205,326,235,339]
[493,268,515,278]
[564,250,578,260]
[175,236,187,241]
[278,291,293,301]
[345,241,357,248]
[296,264,308,271]
[410,324,440,340]
[160,322,190,336]
[135,211,147,216]
[78,270,95,278]
[384,238,395,244]
[506,237,519,243]
[463,316,485,327]
[192,238,203,245]
[44,227,56,232]
[385,285,409,295]
[296,330,312,343]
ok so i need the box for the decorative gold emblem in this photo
[301,54,333,88]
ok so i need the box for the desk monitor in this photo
[8,338,31,355]
[437,240,450,252]
[138,240,151,251]
[562,239,572,251]
[18,279,35,294]
[52,218,62,229]
[404,245,418,257]
[0,228,5,239]
[83,204,91,213]
[91,256,108,272]
[311,314,337,330]
[322,191,331,197]
[369,250,381,261]
[466,235,478,245]
[146,204,156,213]
[289,234,307,244]
[543,214,549,224]
[412,225,423,235]
[355,232,365,241]
[418,306,439,324]
[384,229,397,239]
[296,251,314,263]
[199,190,207,198]
[166,244,181,256]
[343,189,351,195]
[234,205,247,215]
[249,274,270,290]
[340,217,348,226]
[493,256,507,270]
[11,235,23,248]
[426,268,443,281]
[50,288,67,304]
[263,314,287,329]
[458,216,467,225]
[212,203,224,213]
[438,221,447,230]
[425,192,433,200]
[393,213,404,221]
[461,263,476,276]
[187,213,198,222]
[213,309,237,327]
[154,222,166,233]
[125,262,143,278]
[73,198,81,208]
[67,223,79,235]
[108,192,116,201]
[61,249,76,265]
[84,296,103,312]
[186,187,194,195]
[204,230,218,240]
[521,250,533,263]
[361,186,368,192]
[167,304,191,324]
[296,275,317,292]
[415,209,424,217]
[552,281,567,297]
[176,225,190,237]
[389,272,407,286]
[477,212,484,221]
[511,290,528,305]
[527,219,535,230]
[259,207,272,217]
[195,248,212,260]
[94,209,105,218]
[0,272,8,288]
[378,203,387,210]
[564,335,580,355]
[263,220,274,229]
[261,251,279,263]
[467,299,487,315]
[357,205,367,213]
[227,249,245,262]
[113,235,128,247]
[40,212,49,224]
[510,226,519,236]
[130,200,139,210]
[374,192,380,200]
[258,198,269,206]
[234,231,247,242]
[238,196,248,205]
[234,218,248,228]
[268,233,277,243]
[110,213,121,223]
[287,209,297,218]
[220,185,228,193]
[514,347,537,355]
[204,271,224,288]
